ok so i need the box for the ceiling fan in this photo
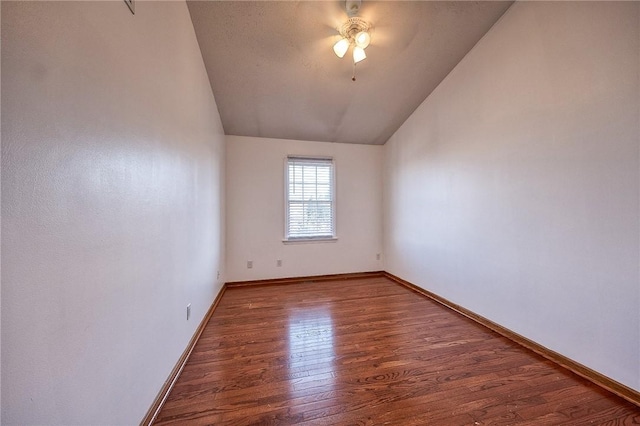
[332,0,373,81]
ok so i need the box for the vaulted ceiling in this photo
[187,1,513,145]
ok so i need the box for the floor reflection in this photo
[287,306,336,398]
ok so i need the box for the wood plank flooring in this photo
[154,276,640,425]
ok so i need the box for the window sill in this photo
[282,237,338,245]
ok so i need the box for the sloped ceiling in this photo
[187,1,513,145]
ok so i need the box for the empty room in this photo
[1,0,639,424]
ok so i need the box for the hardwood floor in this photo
[154,276,640,425]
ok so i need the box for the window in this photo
[285,156,335,241]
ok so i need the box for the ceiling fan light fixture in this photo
[355,31,371,49]
[353,46,367,63]
[333,38,350,58]
[332,3,372,80]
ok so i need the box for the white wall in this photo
[1,1,225,424]
[226,136,382,282]
[384,1,640,391]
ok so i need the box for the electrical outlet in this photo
[187,303,191,321]
[277,259,282,267]
[376,253,381,260]
[247,260,253,269]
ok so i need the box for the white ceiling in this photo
[187,1,513,145]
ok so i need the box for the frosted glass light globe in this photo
[333,38,349,58]
[353,46,367,63]
[355,31,371,49]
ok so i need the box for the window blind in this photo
[286,157,335,239]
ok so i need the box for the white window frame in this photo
[284,156,337,243]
